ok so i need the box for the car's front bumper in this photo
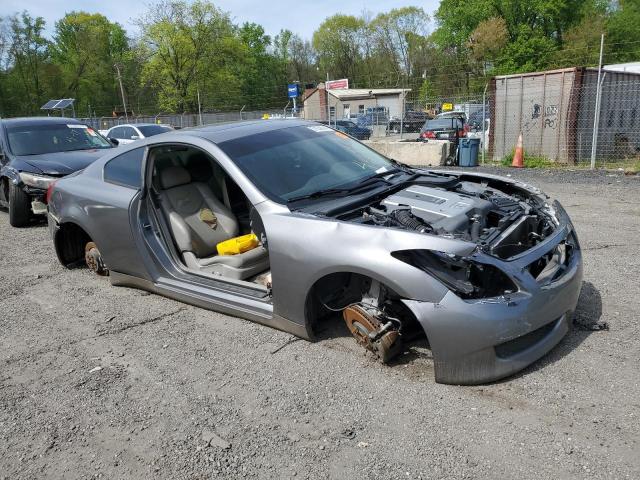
[402,206,583,385]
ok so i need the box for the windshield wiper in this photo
[287,176,393,204]
[360,167,406,183]
[287,186,353,203]
[287,168,409,204]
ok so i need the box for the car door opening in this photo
[148,145,271,286]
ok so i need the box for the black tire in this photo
[8,182,32,227]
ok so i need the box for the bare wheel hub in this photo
[85,242,109,276]
[343,304,401,363]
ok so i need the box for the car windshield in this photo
[137,125,172,137]
[7,123,112,156]
[218,124,396,203]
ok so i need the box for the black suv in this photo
[0,117,116,227]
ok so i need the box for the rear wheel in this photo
[8,183,32,227]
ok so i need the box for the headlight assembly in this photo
[392,249,517,299]
[19,172,57,190]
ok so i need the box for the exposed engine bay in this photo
[346,177,558,259]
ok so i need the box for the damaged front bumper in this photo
[402,203,583,385]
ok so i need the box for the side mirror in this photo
[109,138,119,146]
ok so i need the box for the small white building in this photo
[302,84,410,121]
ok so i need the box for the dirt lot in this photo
[1,168,639,479]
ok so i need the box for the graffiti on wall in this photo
[532,103,559,129]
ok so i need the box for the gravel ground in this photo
[1,167,639,479]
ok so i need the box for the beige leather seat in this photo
[158,166,269,280]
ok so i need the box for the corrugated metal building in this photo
[489,67,640,162]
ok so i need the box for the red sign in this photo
[326,78,349,90]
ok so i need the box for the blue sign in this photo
[287,83,299,98]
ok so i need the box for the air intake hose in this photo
[390,209,432,233]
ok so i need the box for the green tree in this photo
[274,29,317,84]
[51,12,130,115]
[433,0,598,75]
[312,14,365,81]
[138,0,237,111]
[5,11,51,114]
[369,7,430,77]
[605,0,640,62]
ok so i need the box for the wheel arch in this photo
[303,270,422,338]
[54,221,93,267]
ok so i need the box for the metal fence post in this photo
[400,89,405,140]
[482,83,488,164]
[590,33,605,169]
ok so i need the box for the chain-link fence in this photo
[78,109,297,133]
[488,67,640,167]
[295,68,640,168]
[74,67,640,168]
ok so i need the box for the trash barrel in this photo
[458,138,480,167]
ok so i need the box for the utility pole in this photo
[114,63,129,122]
[326,72,330,124]
[590,33,605,170]
[197,88,203,126]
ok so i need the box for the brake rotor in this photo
[343,304,381,349]
[85,241,109,276]
[343,304,402,363]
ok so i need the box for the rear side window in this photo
[104,147,145,188]
[108,127,123,139]
[425,118,461,129]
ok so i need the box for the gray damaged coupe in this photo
[47,120,583,384]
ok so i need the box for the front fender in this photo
[0,165,21,185]
[261,206,476,324]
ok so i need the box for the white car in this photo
[104,123,173,145]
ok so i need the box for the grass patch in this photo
[499,151,558,168]
[610,159,640,173]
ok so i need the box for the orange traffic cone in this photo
[512,133,524,168]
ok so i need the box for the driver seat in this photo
[158,166,269,280]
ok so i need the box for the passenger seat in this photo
[158,166,269,280]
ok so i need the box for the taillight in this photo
[458,130,465,137]
[45,181,58,204]
[421,131,435,139]
[464,124,470,133]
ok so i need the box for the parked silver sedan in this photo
[46,120,583,384]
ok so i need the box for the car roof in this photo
[0,116,82,127]
[170,119,320,144]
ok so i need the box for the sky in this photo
[1,0,441,40]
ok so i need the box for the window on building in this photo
[358,105,365,114]
[104,147,145,188]
[329,106,336,120]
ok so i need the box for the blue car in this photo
[319,120,371,140]
[0,117,116,227]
